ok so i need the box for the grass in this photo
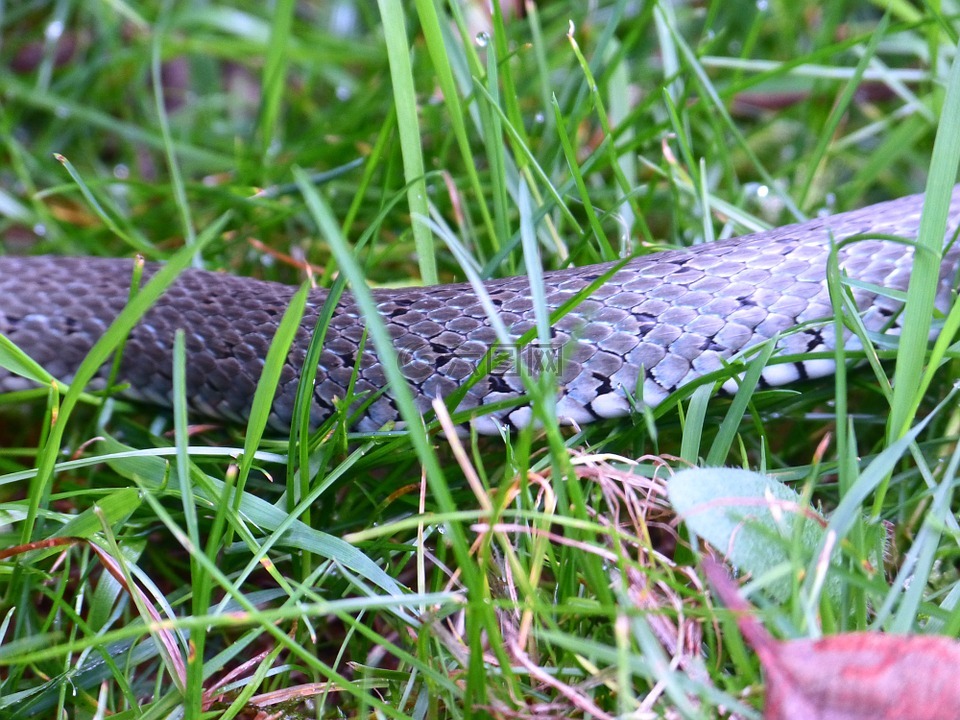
[0,1,959,718]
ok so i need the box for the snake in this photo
[1,187,959,435]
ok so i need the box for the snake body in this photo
[2,188,959,434]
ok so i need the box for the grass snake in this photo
[1,188,959,434]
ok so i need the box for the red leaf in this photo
[704,559,960,720]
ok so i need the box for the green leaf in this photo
[668,467,882,601]
[55,488,143,539]
[97,435,409,602]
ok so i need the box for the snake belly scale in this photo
[1,188,959,434]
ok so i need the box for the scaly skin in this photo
[1,188,959,434]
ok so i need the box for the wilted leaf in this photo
[705,559,960,720]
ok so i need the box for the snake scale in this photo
[1,188,959,435]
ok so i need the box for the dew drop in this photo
[817,193,837,218]
[475,32,489,48]
[330,1,358,37]
[45,20,64,41]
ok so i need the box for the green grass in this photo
[1,1,959,718]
